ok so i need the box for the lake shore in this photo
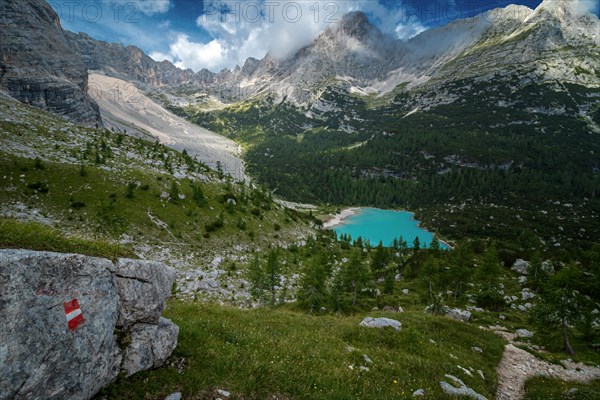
[322,207,362,229]
[322,207,453,250]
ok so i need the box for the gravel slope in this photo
[88,73,246,181]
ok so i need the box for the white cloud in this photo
[151,34,226,71]
[133,0,172,16]
[153,1,428,72]
[395,16,427,40]
[158,20,171,29]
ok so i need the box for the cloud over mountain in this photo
[150,0,427,72]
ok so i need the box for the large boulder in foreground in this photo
[0,249,178,400]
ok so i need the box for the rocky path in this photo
[492,329,600,400]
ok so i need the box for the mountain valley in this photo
[1,0,600,399]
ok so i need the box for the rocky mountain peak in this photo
[337,11,374,40]
[526,0,599,24]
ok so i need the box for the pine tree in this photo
[298,253,329,312]
[343,249,370,306]
[248,254,266,302]
[265,249,282,305]
[330,268,345,311]
[448,245,474,299]
[477,245,502,290]
[429,234,441,252]
[169,181,179,202]
[191,182,206,206]
[370,241,388,279]
[383,265,395,295]
[530,262,591,355]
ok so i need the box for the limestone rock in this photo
[516,329,534,338]
[0,249,178,400]
[359,317,402,331]
[446,308,472,322]
[121,317,179,377]
[114,258,176,327]
[512,259,530,275]
[440,374,487,400]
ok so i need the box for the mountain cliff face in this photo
[65,32,198,87]
[0,0,100,124]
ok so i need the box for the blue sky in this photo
[50,0,596,72]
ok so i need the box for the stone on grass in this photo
[413,389,425,396]
[122,317,179,376]
[165,393,182,400]
[359,317,402,331]
[440,374,487,400]
[516,329,534,338]
[446,308,472,322]
[521,289,536,301]
[471,347,483,353]
[512,259,530,275]
[217,389,231,398]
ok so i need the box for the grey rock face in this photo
[122,317,179,376]
[359,317,402,331]
[0,0,100,124]
[114,258,176,327]
[0,249,178,400]
[0,250,121,400]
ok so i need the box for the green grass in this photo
[524,377,600,400]
[97,301,506,400]
[0,217,134,260]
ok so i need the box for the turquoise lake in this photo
[332,208,447,249]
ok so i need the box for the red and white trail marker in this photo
[63,298,85,332]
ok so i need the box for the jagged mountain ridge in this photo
[66,0,600,106]
[1,0,599,121]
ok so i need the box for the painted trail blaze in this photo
[63,298,84,332]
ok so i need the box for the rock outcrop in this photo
[0,249,178,400]
[0,0,100,124]
[359,317,402,331]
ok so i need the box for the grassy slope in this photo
[524,378,600,400]
[97,301,505,400]
[0,217,134,260]
[0,97,313,264]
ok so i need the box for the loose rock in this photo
[440,374,487,400]
[359,317,402,331]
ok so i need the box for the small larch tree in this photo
[343,248,370,306]
[529,262,591,355]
